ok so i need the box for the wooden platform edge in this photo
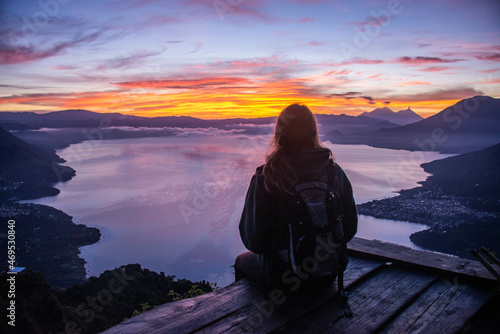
[348,237,498,282]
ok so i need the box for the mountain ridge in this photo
[0,126,75,201]
[329,95,500,153]
[358,106,423,125]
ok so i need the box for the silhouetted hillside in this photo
[0,203,100,287]
[0,265,212,334]
[358,143,500,257]
[329,96,500,153]
[0,126,75,201]
[421,143,500,198]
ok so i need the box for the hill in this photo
[0,264,212,334]
[358,143,500,258]
[329,95,500,153]
[0,126,75,201]
[0,109,403,152]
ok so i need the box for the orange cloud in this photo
[0,72,485,119]
[396,81,431,87]
[113,77,250,89]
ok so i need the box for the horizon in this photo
[1,0,499,119]
[0,104,428,119]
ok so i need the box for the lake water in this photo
[28,134,448,286]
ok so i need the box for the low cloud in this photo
[388,87,483,102]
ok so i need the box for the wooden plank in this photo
[381,280,493,334]
[343,256,385,288]
[100,279,262,334]
[281,266,435,333]
[193,257,384,334]
[348,237,497,281]
[325,267,436,333]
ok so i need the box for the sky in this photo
[0,0,499,119]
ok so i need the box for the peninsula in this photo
[358,143,500,258]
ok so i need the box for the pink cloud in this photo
[366,73,382,80]
[474,53,500,62]
[480,68,500,73]
[325,69,352,76]
[299,16,315,23]
[396,81,431,87]
[52,64,80,71]
[306,41,324,46]
[418,66,454,72]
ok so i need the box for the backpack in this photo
[285,164,348,282]
[278,163,352,316]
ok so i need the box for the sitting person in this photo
[235,103,357,293]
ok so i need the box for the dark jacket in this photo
[239,148,358,260]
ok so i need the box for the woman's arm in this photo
[239,167,277,254]
[336,165,358,242]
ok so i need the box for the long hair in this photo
[263,103,332,193]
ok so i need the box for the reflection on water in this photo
[27,135,448,286]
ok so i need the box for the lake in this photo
[28,133,448,286]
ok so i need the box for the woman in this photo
[235,103,357,290]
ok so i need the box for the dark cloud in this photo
[361,96,374,102]
[338,58,384,66]
[474,53,500,62]
[329,91,360,98]
[396,56,463,65]
[330,92,377,104]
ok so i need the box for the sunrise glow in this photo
[1,0,499,119]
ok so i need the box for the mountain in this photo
[358,106,423,126]
[329,96,500,153]
[359,107,394,118]
[0,126,75,201]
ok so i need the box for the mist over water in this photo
[28,135,449,286]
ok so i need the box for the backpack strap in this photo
[338,270,353,317]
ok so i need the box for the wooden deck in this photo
[102,238,499,334]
